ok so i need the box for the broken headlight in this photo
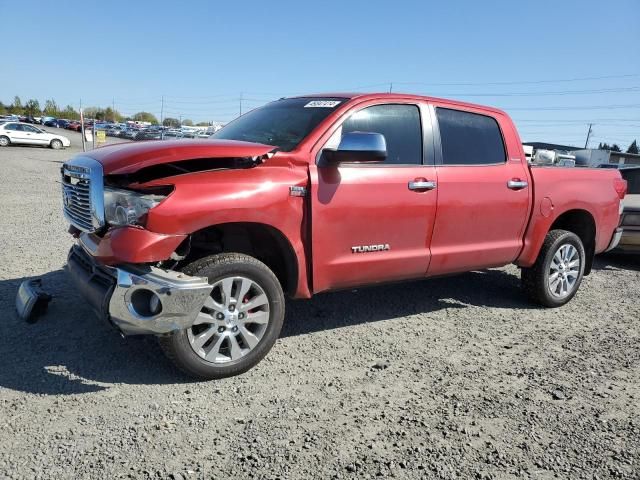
[103,187,167,227]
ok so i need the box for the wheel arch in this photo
[181,222,300,297]
[547,209,596,275]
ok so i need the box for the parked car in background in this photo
[55,119,70,129]
[134,129,162,141]
[0,115,21,123]
[120,128,139,140]
[163,129,181,137]
[617,166,640,253]
[41,116,56,126]
[106,125,125,137]
[194,130,212,139]
[66,121,82,132]
[0,122,70,149]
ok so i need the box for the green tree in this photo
[24,99,41,116]
[610,144,622,152]
[132,111,158,124]
[10,96,23,115]
[0,101,7,115]
[627,140,639,154]
[83,107,102,120]
[162,117,180,127]
[103,107,123,122]
[182,118,193,126]
[61,105,80,120]
[196,121,209,126]
[43,99,59,116]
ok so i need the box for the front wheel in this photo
[159,253,285,379]
[521,229,586,307]
[0,136,10,147]
[50,139,63,149]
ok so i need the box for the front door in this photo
[310,103,438,293]
[22,124,48,145]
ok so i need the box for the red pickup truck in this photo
[58,93,626,379]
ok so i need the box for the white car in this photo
[0,122,71,149]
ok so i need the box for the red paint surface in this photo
[89,139,276,175]
[79,93,623,298]
[79,227,186,265]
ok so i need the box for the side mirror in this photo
[322,131,387,165]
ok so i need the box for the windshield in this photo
[212,97,346,151]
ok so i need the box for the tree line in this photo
[1,96,214,127]
[597,141,639,155]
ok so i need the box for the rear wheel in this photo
[0,136,9,147]
[50,139,63,150]
[521,229,585,307]
[159,253,285,379]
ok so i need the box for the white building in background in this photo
[570,149,640,167]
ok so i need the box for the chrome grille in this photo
[61,157,105,232]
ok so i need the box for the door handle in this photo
[507,179,528,190]
[408,180,437,191]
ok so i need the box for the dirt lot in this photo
[0,133,639,480]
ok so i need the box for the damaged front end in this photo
[66,245,212,336]
[54,140,279,334]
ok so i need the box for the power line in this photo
[505,103,640,111]
[421,86,640,97]
[393,73,640,87]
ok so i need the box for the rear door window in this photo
[436,108,506,165]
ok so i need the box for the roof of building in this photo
[522,142,580,152]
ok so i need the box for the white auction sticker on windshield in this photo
[304,100,341,108]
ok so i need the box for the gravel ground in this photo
[0,134,639,480]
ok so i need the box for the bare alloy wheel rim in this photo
[187,276,270,364]
[548,243,581,299]
[0,137,8,146]
[51,140,62,149]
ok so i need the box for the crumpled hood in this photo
[85,139,276,175]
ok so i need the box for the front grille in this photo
[61,157,105,232]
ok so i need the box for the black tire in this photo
[50,139,63,150]
[521,229,586,307]
[0,136,9,147]
[159,253,285,380]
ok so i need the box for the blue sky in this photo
[1,0,638,148]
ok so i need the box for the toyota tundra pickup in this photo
[55,93,626,379]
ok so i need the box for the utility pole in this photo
[389,82,393,93]
[584,123,593,148]
[160,95,164,139]
[112,97,115,122]
[80,98,86,152]
[239,92,243,117]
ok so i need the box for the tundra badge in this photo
[351,244,390,253]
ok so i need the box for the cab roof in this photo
[290,92,508,117]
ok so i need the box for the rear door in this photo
[427,105,530,275]
[310,102,438,292]
[3,123,28,144]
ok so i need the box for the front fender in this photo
[143,165,311,297]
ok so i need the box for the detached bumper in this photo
[66,245,212,335]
